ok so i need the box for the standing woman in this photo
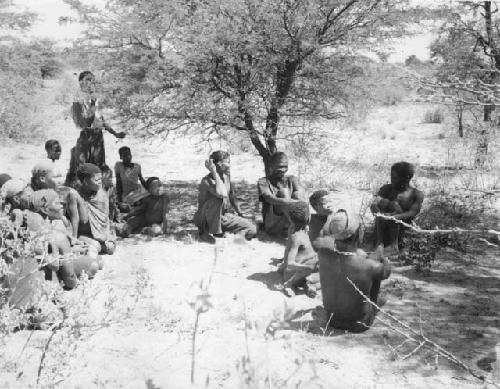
[65,71,125,186]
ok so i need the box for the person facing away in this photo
[370,161,424,256]
[44,139,65,186]
[122,176,170,236]
[114,146,148,207]
[193,150,257,244]
[258,152,302,238]
[76,163,116,255]
[277,201,318,296]
[313,209,391,333]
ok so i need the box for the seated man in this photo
[277,201,318,297]
[76,163,116,254]
[314,210,391,333]
[370,162,424,255]
[258,152,301,238]
[31,162,81,239]
[114,146,147,210]
[122,177,170,236]
[193,150,256,243]
[44,139,65,185]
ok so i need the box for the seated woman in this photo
[121,177,170,237]
[193,150,256,243]
[76,163,116,255]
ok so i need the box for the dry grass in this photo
[0,83,499,388]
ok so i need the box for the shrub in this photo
[40,58,64,79]
[423,108,444,124]
[402,191,490,272]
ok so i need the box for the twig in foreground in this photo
[345,277,490,383]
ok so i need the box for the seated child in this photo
[44,139,65,186]
[309,189,334,242]
[123,177,169,236]
[278,201,318,296]
[114,146,147,210]
[101,165,121,223]
[314,209,391,333]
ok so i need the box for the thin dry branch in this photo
[374,213,500,236]
[345,277,490,383]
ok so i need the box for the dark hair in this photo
[309,190,329,207]
[0,173,11,188]
[119,146,131,157]
[287,201,310,227]
[391,162,415,179]
[209,150,230,164]
[78,70,94,82]
[101,165,112,175]
[269,152,288,166]
[76,163,101,182]
[44,139,60,151]
[146,176,160,189]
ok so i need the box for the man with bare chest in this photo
[257,152,302,238]
[370,162,424,255]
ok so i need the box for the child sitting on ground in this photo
[277,201,318,297]
[122,177,169,237]
[101,165,121,223]
[114,146,147,211]
[44,139,65,186]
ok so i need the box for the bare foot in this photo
[199,232,216,244]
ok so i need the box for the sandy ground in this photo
[0,77,499,389]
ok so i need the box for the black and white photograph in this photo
[0,0,499,388]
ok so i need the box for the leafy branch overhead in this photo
[64,0,433,165]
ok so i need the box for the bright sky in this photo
[15,0,435,63]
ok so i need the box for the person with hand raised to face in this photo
[193,150,256,244]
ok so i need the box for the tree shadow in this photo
[121,179,265,244]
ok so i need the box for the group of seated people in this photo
[193,150,423,332]
[0,141,169,300]
[0,138,424,333]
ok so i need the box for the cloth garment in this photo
[114,162,143,199]
[78,188,115,243]
[257,175,297,238]
[194,174,255,238]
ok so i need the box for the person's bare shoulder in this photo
[412,187,424,202]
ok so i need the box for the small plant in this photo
[423,108,444,124]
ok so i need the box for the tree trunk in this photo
[457,104,463,138]
[475,1,495,167]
